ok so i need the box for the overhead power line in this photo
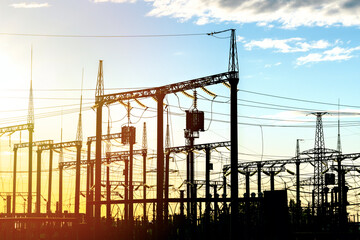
[0,32,210,38]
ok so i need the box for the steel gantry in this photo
[166,141,231,224]
[36,140,82,215]
[95,70,238,225]
[13,140,53,215]
[85,132,122,219]
[0,123,34,214]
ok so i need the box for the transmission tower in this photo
[312,112,327,211]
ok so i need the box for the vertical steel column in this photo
[164,152,170,221]
[28,129,33,214]
[106,155,111,220]
[230,74,239,238]
[95,102,103,219]
[129,137,134,222]
[156,93,164,224]
[257,163,261,196]
[205,147,211,224]
[186,153,190,218]
[36,149,42,214]
[193,183,197,223]
[270,171,275,191]
[223,173,227,212]
[338,157,343,224]
[180,190,184,217]
[47,147,53,213]
[12,148,17,214]
[296,162,300,207]
[214,185,218,221]
[245,172,250,197]
[124,158,129,221]
[75,144,81,215]
[59,165,63,213]
[190,149,195,221]
[86,142,91,218]
[143,152,147,221]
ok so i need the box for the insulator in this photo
[193,89,197,109]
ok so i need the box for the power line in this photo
[0,32,210,38]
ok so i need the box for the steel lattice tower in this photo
[76,69,84,142]
[313,112,327,210]
[95,60,104,103]
[228,29,239,73]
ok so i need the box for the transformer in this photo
[185,110,204,132]
[121,126,136,145]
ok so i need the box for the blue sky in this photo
[1,0,360,212]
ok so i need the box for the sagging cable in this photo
[181,90,195,99]
[134,98,147,108]
[200,86,217,98]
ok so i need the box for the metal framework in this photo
[99,72,237,105]
[166,141,231,154]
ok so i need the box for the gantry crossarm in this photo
[330,164,360,172]
[101,180,143,186]
[37,140,82,151]
[240,166,286,173]
[0,123,33,134]
[87,132,122,143]
[299,177,314,186]
[59,149,147,168]
[193,180,223,186]
[59,155,131,168]
[301,148,340,156]
[99,71,238,106]
[106,149,147,158]
[223,152,360,173]
[14,140,53,150]
[166,141,231,154]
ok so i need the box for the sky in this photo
[0,0,360,215]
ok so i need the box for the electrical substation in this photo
[0,29,360,240]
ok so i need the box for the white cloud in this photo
[11,2,50,8]
[93,0,136,3]
[296,46,360,65]
[245,38,331,53]
[265,62,282,68]
[142,0,360,28]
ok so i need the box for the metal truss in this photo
[100,72,238,105]
[0,123,33,134]
[87,132,122,143]
[166,141,231,154]
[14,140,53,149]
